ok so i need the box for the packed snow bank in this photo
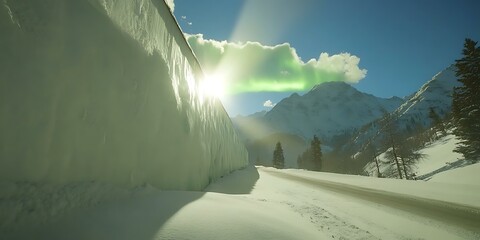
[7,191,325,240]
[0,181,160,233]
[205,165,260,194]
[0,0,247,190]
[277,167,480,209]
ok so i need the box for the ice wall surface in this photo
[0,0,248,190]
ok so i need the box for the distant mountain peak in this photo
[290,92,300,98]
[309,81,351,92]
[233,81,405,145]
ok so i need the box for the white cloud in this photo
[187,22,193,26]
[165,0,174,12]
[181,16,187,20]
[186,34,367,93]
[312,53,367,83]
[263,100,276,108]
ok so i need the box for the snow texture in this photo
[364,133,464,180]
[0,0,247,190]
[429,162,480,184]
[5,166,479,239]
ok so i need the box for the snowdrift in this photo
[0,0,247,190]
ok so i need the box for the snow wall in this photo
[0,0,248,190]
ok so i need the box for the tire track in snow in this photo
[281,200,381,240]
[264,169,480,235]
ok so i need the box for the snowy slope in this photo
[6,166,479,240]
[394,65,460,125]
[349,66,460,152]
[364,134,463,179]
[233,82,403,145]
[0,0,247,190]
[415,134,462,176]
[429,162,480,184]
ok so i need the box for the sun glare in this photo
[201,73,226,99]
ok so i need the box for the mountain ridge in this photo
[233,81,404,145]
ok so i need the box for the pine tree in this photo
[273,142,285,169]
[297,148,312,170]
[428,107,446,138]
[311,135,323,171]
[453,38,480,162]
[297,136,323,171]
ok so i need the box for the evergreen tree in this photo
[453,38,480,162]
[311,135,323,171]
[273,142,285,169]
[296,155,302,169]
[297,148,312,170]
[428,107,446,138]
[297,136,323,171]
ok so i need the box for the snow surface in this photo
[0,0,247,190]
[429,162,480,185]
[364,133,463,180]
[415,134,462,175]
[281,167,480,209]
[4,166,479,239]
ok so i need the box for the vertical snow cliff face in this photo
[0,0,247,190]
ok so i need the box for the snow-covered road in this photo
[5,166,480,240]
[264,169,480,233]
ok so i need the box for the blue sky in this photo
[173,0,480,116]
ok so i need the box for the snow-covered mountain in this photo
[233,82,404,145]
[234,66,459,167]
[394,65,459,126]
[348,65,460,152]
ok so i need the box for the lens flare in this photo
[201,73,226,99]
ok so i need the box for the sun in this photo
[201,73,226,99]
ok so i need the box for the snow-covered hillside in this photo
[233,82,403,146]
[349,66,459,151]
[0,0,247,191]
[394,65,460,126]
[364,133,463,179]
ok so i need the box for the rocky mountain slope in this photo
[233,82,403,145]
[348,65,460,152]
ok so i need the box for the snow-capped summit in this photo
[233,81,404,145]
[394,65,460,125]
